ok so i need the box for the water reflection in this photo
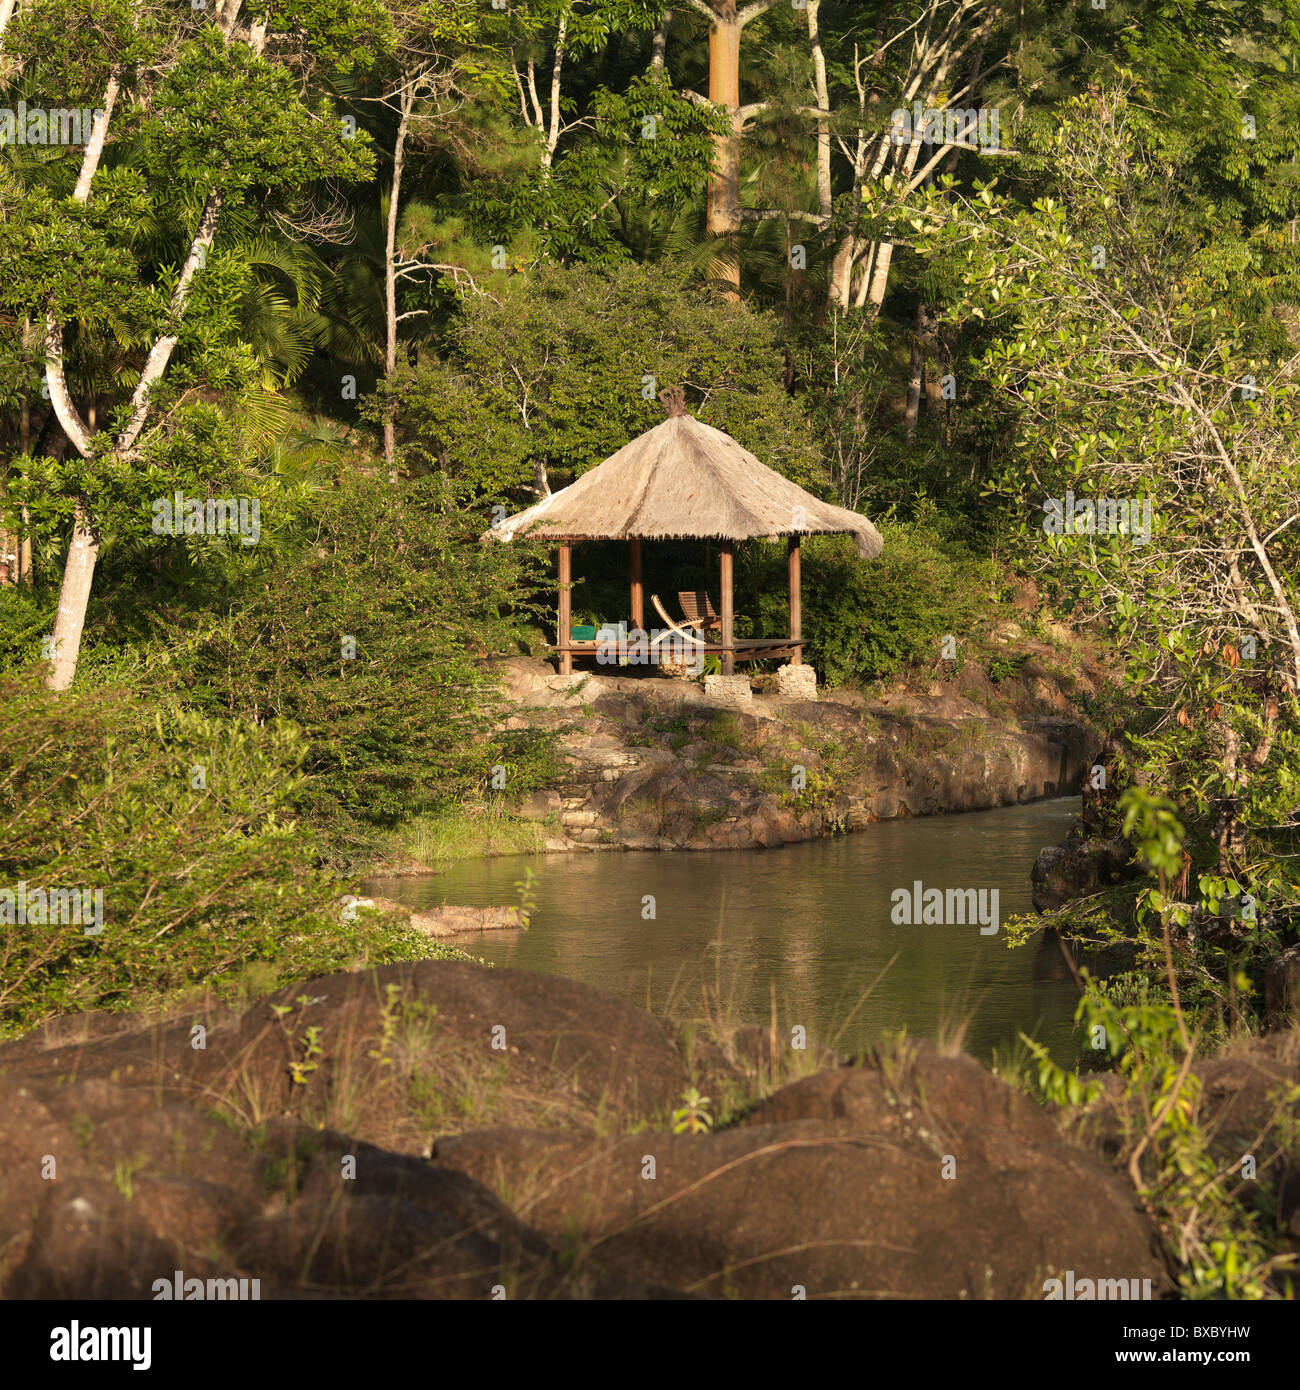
[366,798,1085,1064]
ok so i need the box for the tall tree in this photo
[681,0,780,296]
[5,0,381,688]
[916,94,1300,880]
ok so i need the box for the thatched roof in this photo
[483,413,883,560]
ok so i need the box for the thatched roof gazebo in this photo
[485,389,883,675]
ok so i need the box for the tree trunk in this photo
[46,51,225,690]
[828,236,862,308]
[807,0,832,221]
[825,3,890,309]
[650,8,672,70]
[706,3,742,297]
[538,8,568,169]
[860,241,894,312]
[47,503,98,689]
[904,340,923,441]
[384,95,411,481]
[74,75,120,202]
[114,191,224,453]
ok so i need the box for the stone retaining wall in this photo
[495,658,1101,853]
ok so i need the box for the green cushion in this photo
[570,624,597,641]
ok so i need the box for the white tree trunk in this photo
[650,8,672,69]
[115,191,224,454]
[73,75,120,202]
[47,506,99,689]
[807,0,832,221]
[45,22,240,690]
[383,97,411,480]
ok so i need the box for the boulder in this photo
[434,1044,1171,1300]
[1031,829,1135,911]
[6,963,1292,1300]
[0,1074,668,1299]
[408,904,525,937]
[0,962,692,1151]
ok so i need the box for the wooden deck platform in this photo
[554,637,806,663]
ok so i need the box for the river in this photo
[365,796,1085,1066]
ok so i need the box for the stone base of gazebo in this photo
[702,673,752,707]
[776,663,818,701]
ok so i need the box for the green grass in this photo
[702,713,745,750]
[636,712,693,750]
[387,806,548,865]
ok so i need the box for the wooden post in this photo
[787,535,802,664]
[629,536,644,631]
[558,541,572,675]
[720,539,734,675]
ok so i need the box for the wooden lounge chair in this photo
[678,590,726,635]
[649,594,705,648]
[683,590,755,637]
[650,592,804,662]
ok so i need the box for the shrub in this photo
[136,476,559,851]
[743,523,994,687]
[0,669,434,1035]
[0,582,56,671]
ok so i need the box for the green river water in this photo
[365,796,1086,1065]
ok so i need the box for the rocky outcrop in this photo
[360,899,525,937]
[494,656,1102,852]
[1031,827,1138,911]
[0,961,692,1147]
[0,962,1188,1301]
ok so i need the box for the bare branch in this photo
[741,208,831,226]
[738,0,781,27]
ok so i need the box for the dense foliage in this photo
[374,261,825,497]
[99,477,557,852]
[0,669,440,1034]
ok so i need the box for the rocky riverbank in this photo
[0,957,1221,1300]
[5,959,1297,1298]
[495,635,1105,853]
